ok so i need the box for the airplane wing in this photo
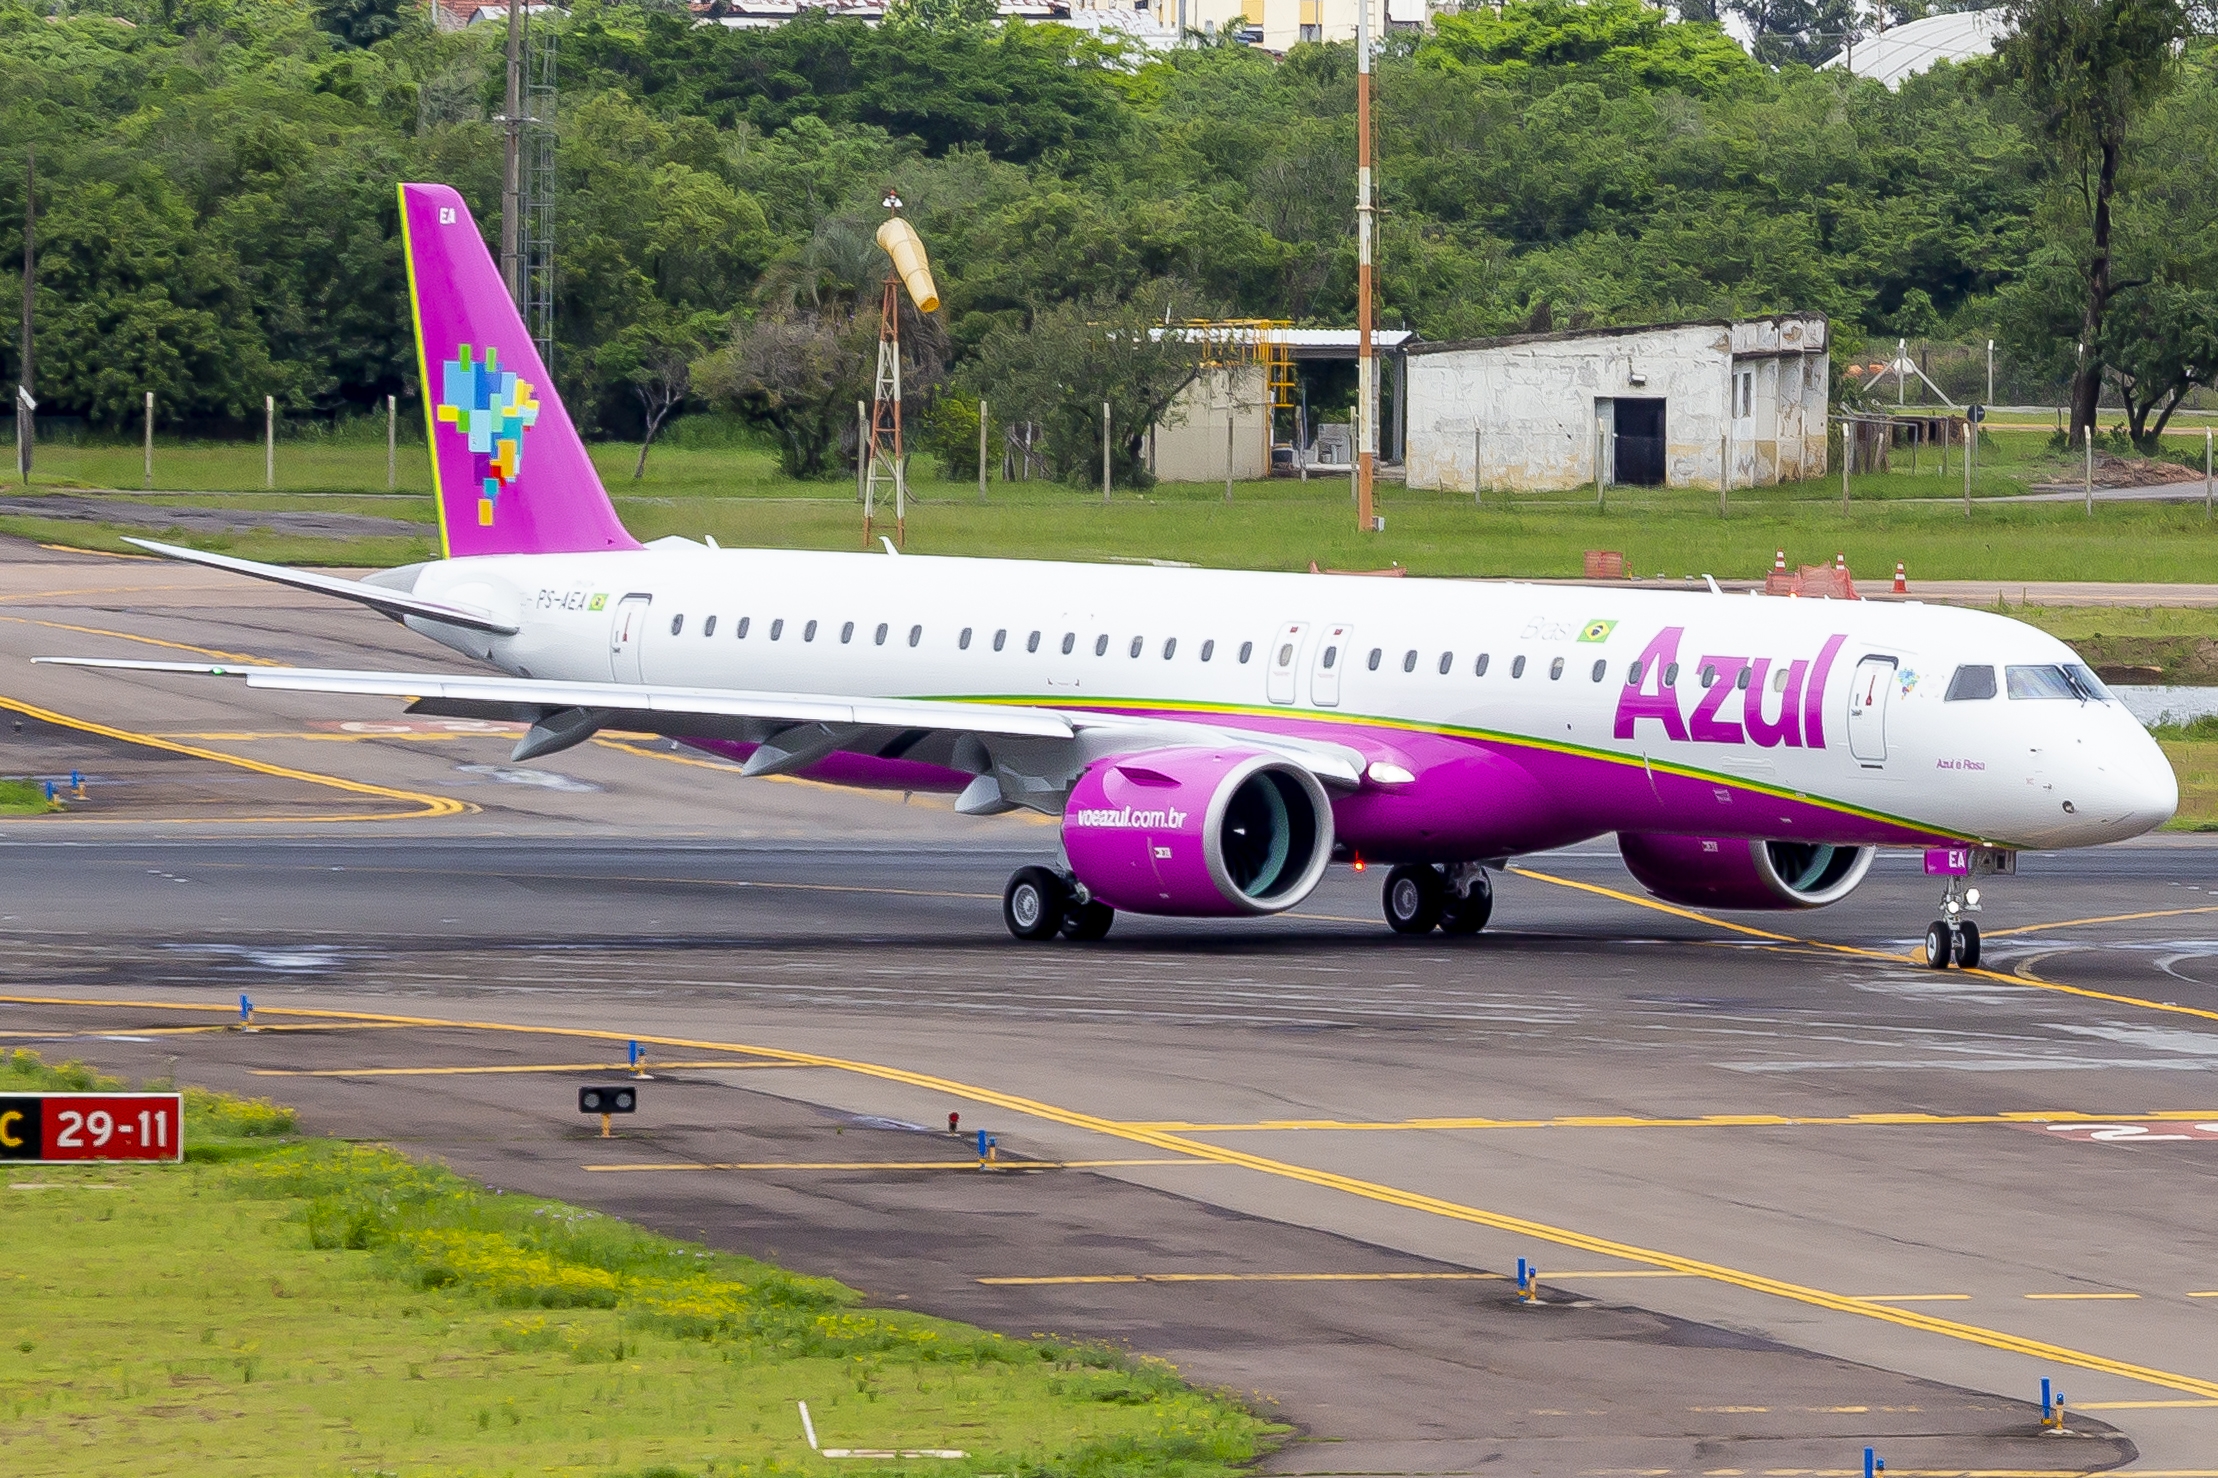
[31,658,1366,810]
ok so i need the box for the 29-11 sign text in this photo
[0,1094,183,1162]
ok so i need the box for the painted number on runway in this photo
[0,1094,183,1162]
[2038,1120,2218,1144]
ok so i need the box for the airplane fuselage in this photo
[396,545,2176,860]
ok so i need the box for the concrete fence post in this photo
[143,391,153,490]
[978,397,988,503]
[264,395,275,490]
[1103,399,1112,504]
[387,394,397,491]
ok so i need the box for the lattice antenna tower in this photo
[522,10,558,379]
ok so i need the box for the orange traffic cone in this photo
[1893,561,1907,594]
[1773,549,1787,573]
[1834,551,1847,571]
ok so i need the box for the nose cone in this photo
[2084,718,2178,840]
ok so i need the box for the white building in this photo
[1402,314,1830,495]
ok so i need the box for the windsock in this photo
[875,218,940,313]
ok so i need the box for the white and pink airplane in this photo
[41,185,2177,963]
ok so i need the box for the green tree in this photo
[1995,0,2187,439]
[965,288,1207,488]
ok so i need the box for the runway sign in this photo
[0,1093,183,1162]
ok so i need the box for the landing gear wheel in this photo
[1383,864,1447,935]
[1953,919,1981,969]
[1923,921,1952,969]
[1004,867,1068,942]
[1439,871,1494,936]
[1061,900,1115,942]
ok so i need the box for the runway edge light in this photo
[1865,1446,1884,1477]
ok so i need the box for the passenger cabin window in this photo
[769,618,783,640]
[994,629,1007,652]
[1946,665,1997,701]
[1475,653,1490,677]
[1200,639,1215,662]
[1736,667,1751,690]
[1163,638,1177,660]
[804,619,818,642]
[1626,661,1642,685]
[1238,641,1254,663]
[1322,645,1338,670]
[703,615,717,638]
[1511,655,1526,678]
[874,622,888,645]
[669,615,685,636]
[960,627,973,650]
[1027,630,1041,653]
[1367,648,1383,672]
[1437,652,1453,676]
[841,621,854,644]
[1096,634,1110,657]
[908,624,923,648]
[1062,632,1076,655]
[1402,650,1418,673]
[1699,665,1716,688]
[1129,636,1143,658]
[1663,662,1679,686]
[1591,660,1606,682]
[1771,666,1788,691]
[1549,657,1565,680]
[2007,664,2079,700]
[737,617,751,639]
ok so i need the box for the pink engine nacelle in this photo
[1063,747,1335,916]
[1618,833,1876,910]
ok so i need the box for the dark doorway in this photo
[1614,398,1666,486]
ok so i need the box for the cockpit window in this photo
[2062,663,2109,701]
[1945,664,1998,701]
[2005,664,2078,700]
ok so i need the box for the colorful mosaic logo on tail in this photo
[436,345,541,527]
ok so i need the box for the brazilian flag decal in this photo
[1578,619,1617,644]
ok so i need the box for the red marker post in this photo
[0,1093,183,1162]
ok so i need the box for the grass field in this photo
[7,424,2218,579]
[0,1050,1276,1478]
[0,779,58,815]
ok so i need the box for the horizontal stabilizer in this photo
[122,538,518,634]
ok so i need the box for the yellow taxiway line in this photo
[977,1269,1694,1286]
[1127,1109,2218,1133]
[0,695,470,822]
[251,1061,793,1077]
[8,992,2216,1404]
[1509,865,2218,1029]
[585,1158,1204,1173]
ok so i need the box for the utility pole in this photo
[500,0,524,309]
[16,146,32,485]
[1355,0,1376,534]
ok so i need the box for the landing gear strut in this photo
[1003,867,1115,943]
[1383,863,1492,937]
[1923,877,1982,970]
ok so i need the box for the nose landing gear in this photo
[1922,877,1982,969]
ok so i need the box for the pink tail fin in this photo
[399,182,639,558]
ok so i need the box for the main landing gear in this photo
[1923,877,1982,970]
[1003,866,1114,943]
[1383,863,1493,937]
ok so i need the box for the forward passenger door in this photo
[1848,655,1895,765]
